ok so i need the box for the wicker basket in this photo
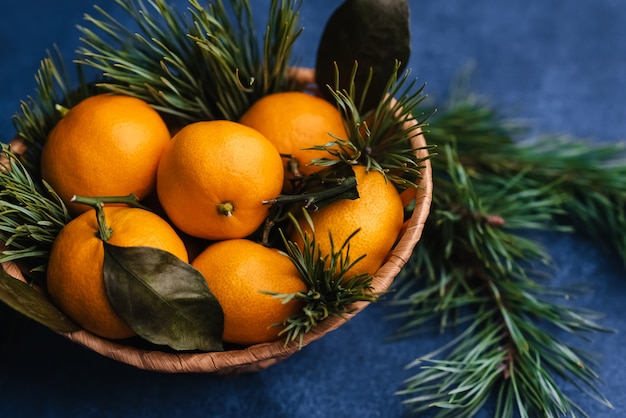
[0,70,433,374]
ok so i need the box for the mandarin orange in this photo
[192,239,306,345]
[156,120,284,240]
[40,94,171,214]
[239,91,347,178]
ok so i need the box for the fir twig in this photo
[76,0,303,124]
[390,90,617,416]
[269,210,377,347]
[309,61,433,190]
[477,137,626,264]
[0,145,70,275]
[424,88,626,263]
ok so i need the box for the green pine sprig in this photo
[269,209,377,347]
[0,145,70,275]
[76,0,303,125]
[428,88,626,263]
[389,87,619,417]
[308,61,433,191]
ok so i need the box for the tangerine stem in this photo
[71,194,148,241]
[71,194,147,209]
[95,204,112,241]
[54,104,70,118]
[216,201,235,217]
[76,198,112,241]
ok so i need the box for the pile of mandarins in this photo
[42,90,405,347]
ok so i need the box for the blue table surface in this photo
[1,1,625,417]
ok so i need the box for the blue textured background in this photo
[1,1,625,417]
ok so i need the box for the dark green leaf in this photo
[301,176,359,212]
[0,268,79,333]
[315,0,411,111]
[268,164,359,212]
[103,243,224,352]
[300,163,360,210]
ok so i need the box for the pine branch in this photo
[76,0,303,125]
[427,90,626,264]
[0,145,70,275]
[390,92,617,417]
[269,210,377,347]
[393,258,613,417]
[484,138,626,264]
[310,62,432,190]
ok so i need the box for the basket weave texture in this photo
[1,72,433,374]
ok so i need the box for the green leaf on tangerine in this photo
[103,243,224,352]
[0,268,80,333]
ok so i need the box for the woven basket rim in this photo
[1,70,433,374]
